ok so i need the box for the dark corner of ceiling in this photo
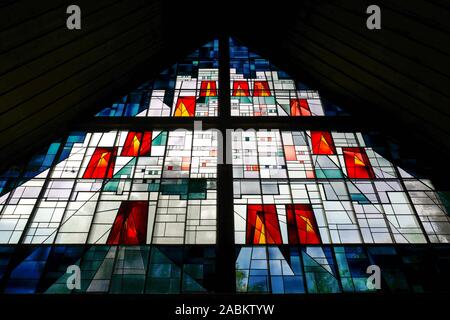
[229,0,450,188]
[0,0,215,171]
[1,0,450,187]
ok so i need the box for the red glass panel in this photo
[200,81,217,97]
[121,131,152,156]
[253,81,271,96]
[290,99,311,116]
[82,147,117,179]
[232,81,250,96]
[342,147,375,179]
[311,131,336,155]
[246,204,282,244]
[107,201,149,245]
[174,96,196,117]
[286,204,321,244]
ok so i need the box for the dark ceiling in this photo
[1,0,450,186]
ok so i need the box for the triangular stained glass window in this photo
[0,38,449,295]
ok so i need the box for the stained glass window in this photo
[0,38,449,295]
[0,130,218,245]
[232,129,450,245]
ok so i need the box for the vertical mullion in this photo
[216,33,235,293]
